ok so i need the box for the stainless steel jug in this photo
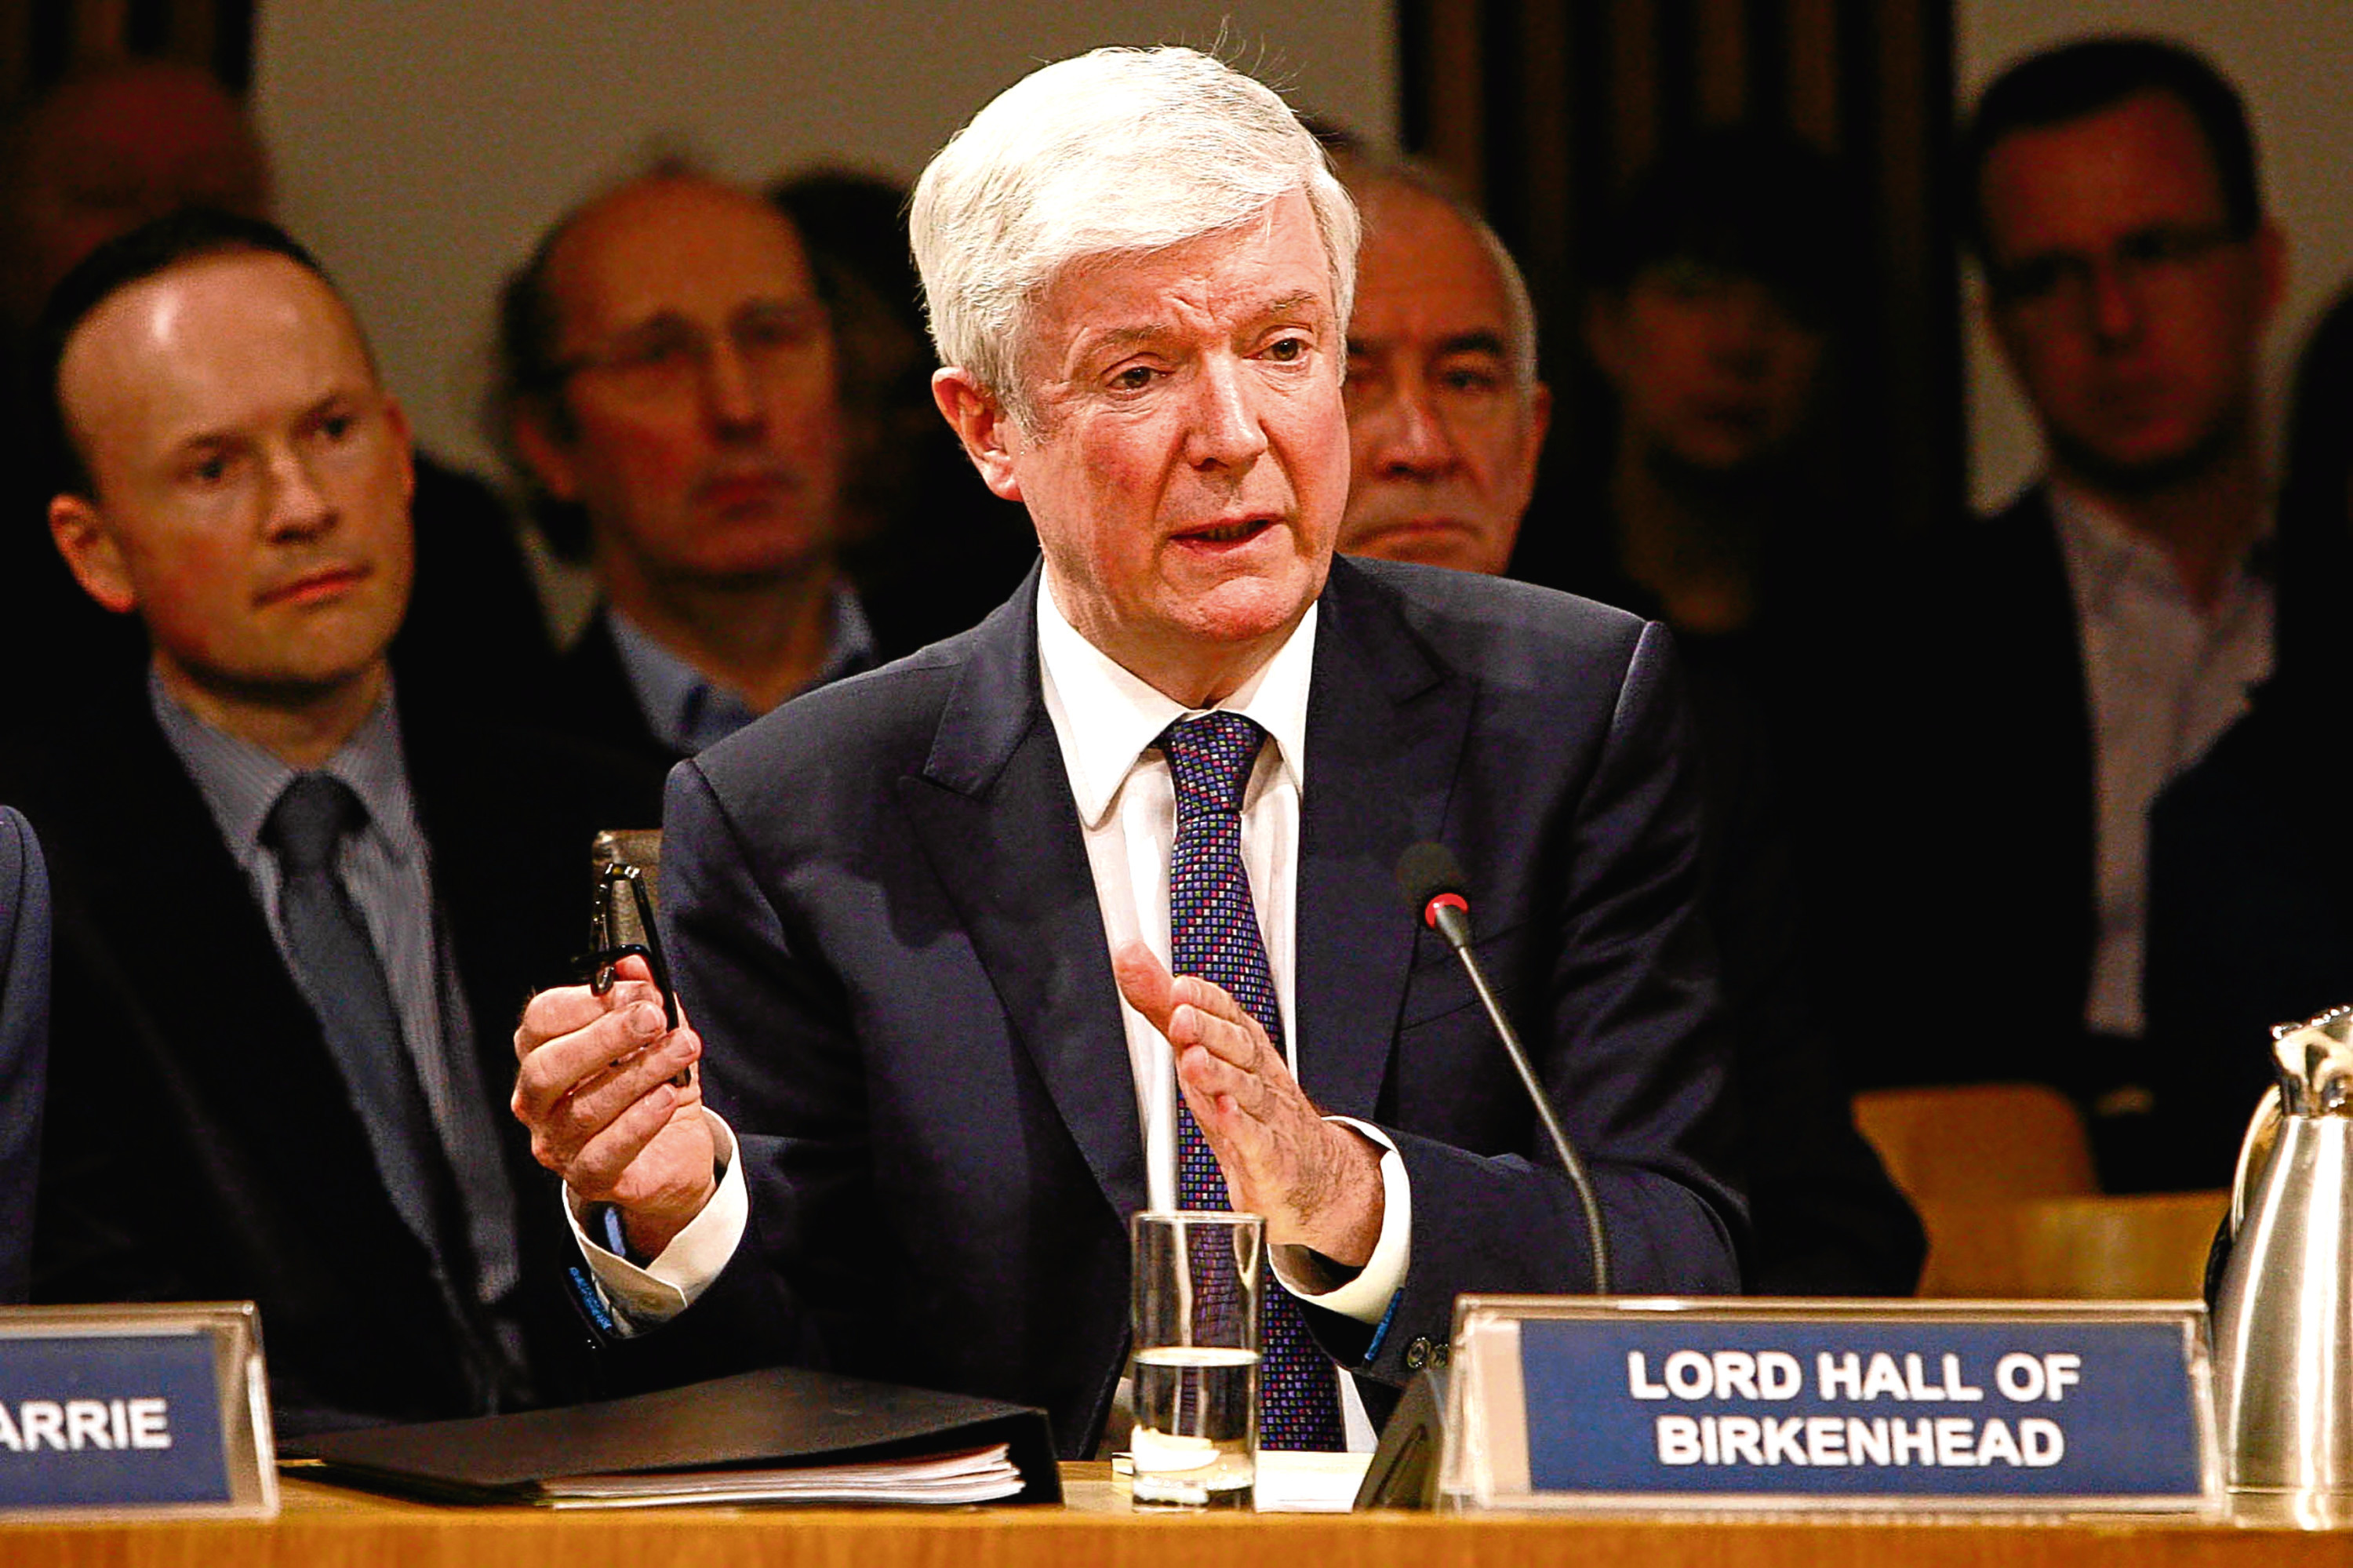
[2212,1005,2353,1503]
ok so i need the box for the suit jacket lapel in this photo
[2009,486,2100,971]
[1293,559,1472,1121]
[49,706,417,1235]
[549,607,692,771]
[895,572,1146,1222]
[893,559,1472,1209]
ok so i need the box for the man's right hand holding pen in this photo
[512,954,717,1260]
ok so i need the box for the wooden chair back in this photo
[1852,1083,2097,1204]
[1911,1191,2228,1300]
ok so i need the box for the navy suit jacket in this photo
[618,557,1745,1456]
[541,609,691,773]
[1867,486,2100,1087]
[2145,675,2351,1187]
[7,695,662,1432]
[0,806,49,1303]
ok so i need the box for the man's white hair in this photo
[910,45,1358,424]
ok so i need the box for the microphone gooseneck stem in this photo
[1431,903,1613,1295]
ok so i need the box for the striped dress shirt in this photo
[149,671,522,1315]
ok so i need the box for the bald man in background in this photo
[1339,158,1921,1295]
[8,209,658,1432]
[496,170,875,766]
[1336,166,1549,578]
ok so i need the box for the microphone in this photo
[1395,843,1612,1294]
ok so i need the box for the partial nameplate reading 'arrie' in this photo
[0,1303,275,1521]
[1443,1298,2220,1515]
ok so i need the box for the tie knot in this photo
[263,773,366,874]
[1160,710,1266,818]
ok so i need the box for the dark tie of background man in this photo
[1162,711,1347,1452]
[262,771,505,1405]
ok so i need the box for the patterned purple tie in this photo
[1160,710,1347,1452]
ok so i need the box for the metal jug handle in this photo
[2230,1084,2284,1239]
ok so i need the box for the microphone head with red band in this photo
[1396,842,1474,940]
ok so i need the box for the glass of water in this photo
[1129,1210,1263,1508]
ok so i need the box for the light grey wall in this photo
[1958,1,2353,512]
[252,3,1398,481]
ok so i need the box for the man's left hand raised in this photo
[1113,940,1384,1268]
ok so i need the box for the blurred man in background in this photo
[1570,133,1853,651]
[1531,136,1904,1077]
[0,59,268,337]
[1339,156,1920,1296]
[1335,162,1549,577]
[1903,37,2281,1187]
[497,169,876,766]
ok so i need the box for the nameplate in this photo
[1442,1297,2220,1514]
[0,1303,276,1520]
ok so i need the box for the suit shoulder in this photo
[0,806,32,868]
[1980,482,2053,533]
[0,693,181,846]
[0,806,34,912]
[1334,555,1653,681]
[1939,483,2060,567]
[2155,686,2308,839]
[545,613,632,709]
[1885,483,2068,628]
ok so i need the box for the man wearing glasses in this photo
[1897,38,2281,1185]
[496,168,875,766]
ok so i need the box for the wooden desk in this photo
[3,1467,2349,1566]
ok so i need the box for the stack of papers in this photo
[286,1366,1059,1509]
[1251,1450,1373,1512]
[540,1443,1025,1509]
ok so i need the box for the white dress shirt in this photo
[2049,483,2273,1039]
[569,575,1413,1447]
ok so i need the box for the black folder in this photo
[285,1365,1062,1507]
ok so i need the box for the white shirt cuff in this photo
[1270,1116,1411,1325]
[563,1111,747,1333]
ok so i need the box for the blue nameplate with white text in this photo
[1445,1299,2220,1514]
[0,1304,275,1519]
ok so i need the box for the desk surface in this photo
[4,1467,2351,1566]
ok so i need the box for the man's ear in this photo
[931,368,1025,503]
[509,396,580,504]
[49,494,136,615]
